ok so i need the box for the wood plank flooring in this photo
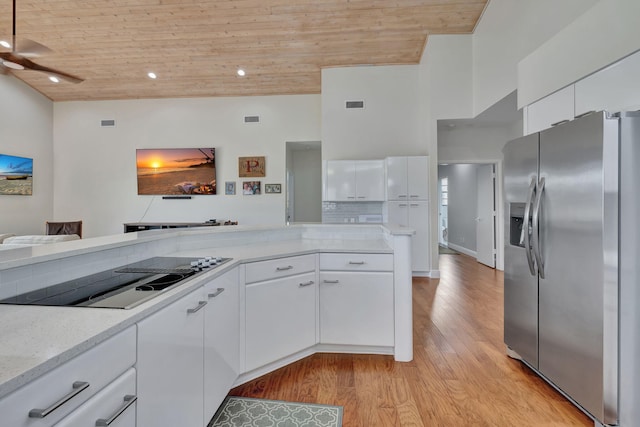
[228,253,592,426]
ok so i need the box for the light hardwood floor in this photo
[228,253,592,426]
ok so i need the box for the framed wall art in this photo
[225,181,236,195]
[242,181,261,195]
[265,183,281,194]
[0,154,33,196]
[136,148,216,195]
[238,156,265,177]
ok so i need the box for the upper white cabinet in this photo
[526,85,575,135]
[386,156,429,201]
[325,160,385,201]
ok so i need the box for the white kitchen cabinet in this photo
[388,201,430,274]
[245,254,316,284]
[325,160,385,201]
[137,287,206,427]
[204,267,240,419]
[526,85,575,134]
[53,368,136,427]
[0,326,136,427]
[386,156,429,201]
[245,271,317,371]
[319,270,394,347]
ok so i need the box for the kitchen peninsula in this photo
[0,224,413,427]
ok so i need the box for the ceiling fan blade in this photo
[16,38,52,57]
[28,61,84,84]
[0,63,11,76]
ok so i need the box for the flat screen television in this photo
[136,148,216,195]
[0,154,33,196]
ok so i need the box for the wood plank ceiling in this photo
[0,0,488,102]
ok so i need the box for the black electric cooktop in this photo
[0,256,230,309]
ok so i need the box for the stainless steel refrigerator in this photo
[503,111,640,426]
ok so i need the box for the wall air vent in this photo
[100,119,116,127]
[345,100,364,109]
[244,116,260,123]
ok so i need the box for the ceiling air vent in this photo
[244,115,260,123]
[100,119,116,127]
[345,100,364,109]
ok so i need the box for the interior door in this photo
[476,164,495,267]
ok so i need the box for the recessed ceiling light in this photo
[1,60,24,70]
[49,76,59,83]
[237,69,246,77]
[147,72,157,79]
[0,40,10,48]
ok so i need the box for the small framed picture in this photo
[265,183,281,194]
[238,156,266,177]
[225,181,236,195]
[242,181,261,195]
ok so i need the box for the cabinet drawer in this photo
[53,368,136,427]
[0,326,136,427]
[320,253,393,272]
[245,254,316,284]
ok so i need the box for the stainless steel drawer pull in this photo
[348,261,366,265]
[550,119,570,127]
[409,195,420,198]
[399,204,407,207]
[95,395,137,426]
[398,195,407,198]
[299,280,314,287]
[323,280,340,284]
[29,381,90,418]
[357,196,366,199]
[410,204,420,207]
[187,300,207,314]
[208,288,225,298]
[276,265,294,271]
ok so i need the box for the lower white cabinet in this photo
[137,287,206,427]
[53,368,136,427]
[388,201,430,273]
[319,271,394,346]
[245,271,317,371]
[204,268,240,419]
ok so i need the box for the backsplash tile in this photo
[322,201,384,224]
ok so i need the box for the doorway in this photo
[285,141,322,223]
[438,163,496,268]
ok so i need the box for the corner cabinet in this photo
[324,160,385,201]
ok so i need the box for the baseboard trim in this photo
[447,243,477,258]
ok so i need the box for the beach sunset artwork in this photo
[0,154,33,196]
[136,148,216,195]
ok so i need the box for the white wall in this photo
[473,0,599,114]
[439,164,478,252]
[438,125,516,163]
[53,95,321,237]
[0,77,54,235]
[292,148,322,223]
[321,65,423,160]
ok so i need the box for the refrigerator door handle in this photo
[532,177,546,279]
[522,177,537,275]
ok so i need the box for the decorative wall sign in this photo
[225,181,236,195]
[0,154,33,196]
[242,181,261,195]
[238,156,265,177]
[265,183,281,194]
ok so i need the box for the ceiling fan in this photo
[0,0,83,83]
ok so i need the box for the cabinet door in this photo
[320,271,394,346]
[137,288,205,427]
[526,85,575,134]
[386,157,408,200]
[325,160,356,201]
[387,201,409,227]
[407,156,429,200]
[245,272,317,371]
[53,369,136,427]
[355,160,385,201]
[204,268,240,419]
[408,201,430,273]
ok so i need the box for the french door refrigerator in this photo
[504,111,640,426]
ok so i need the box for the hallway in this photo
[228,254,591,426]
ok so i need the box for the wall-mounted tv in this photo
[0,154,33,196]
[136,148,216,195]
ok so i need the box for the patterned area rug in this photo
[209,396,343,427]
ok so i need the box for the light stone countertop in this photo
[0,226,408,399]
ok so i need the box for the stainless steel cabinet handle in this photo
[95,395,137,426]
[323,280,340,284]
[187,300,207,314]
[532,177,546,279]
[398,195,407,198]
[357,196,366,199]
[522,177,537,276]
[299,280,314,287]
[550,119,570,127]
[399,204,407,207]
[347,196,356,199]
[276,265,293,271]
[208,288,225,298]
[409,195,420,198]
[410,204,420,207]
[29,381,90,418]
[348,261,365,265]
